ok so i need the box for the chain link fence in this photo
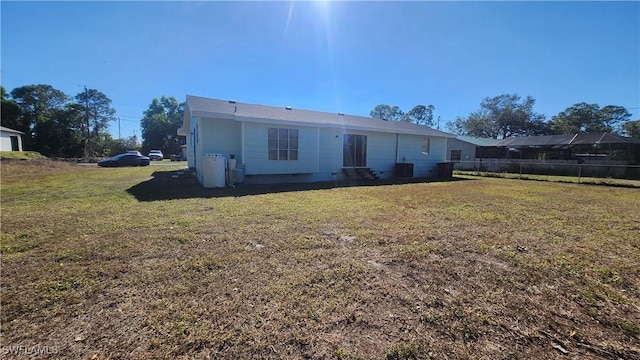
[453,159,640,182]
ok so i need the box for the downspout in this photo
[395,133,399,163]
[241,122,245,168]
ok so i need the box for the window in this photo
[268,128,298,160]
[10,136,19,151]
[450,149,462,162]
[421,138,430,155]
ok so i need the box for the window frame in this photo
[450,149,462,162]
[421,138,430,155]
[268,127,299,161]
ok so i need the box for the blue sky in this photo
[2,1,638,139]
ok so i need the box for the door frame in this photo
[343,134,367,168]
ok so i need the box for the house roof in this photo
[454,136,501,146]
[492,133,640,148]
[0,126,24,135]
[185,95,455,138]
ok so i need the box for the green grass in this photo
[0,151,47,159]
[1,161,639,359]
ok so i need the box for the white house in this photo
[0,126,24,152]
[180,95,455,186]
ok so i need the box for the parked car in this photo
[148,149,164,161]
[98,153,150,167]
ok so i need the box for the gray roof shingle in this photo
[186,95,454,137]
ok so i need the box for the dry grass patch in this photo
[1,161,639,359]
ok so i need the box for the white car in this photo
[148,150,164,161]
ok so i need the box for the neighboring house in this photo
[180,95,455,186]
[0,126,24,152]
[478,133,640,163]
[452,133,640,179]
[446,136,500,168]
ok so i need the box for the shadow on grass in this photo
[127,169,470,202]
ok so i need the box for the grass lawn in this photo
[1,160,639,359]
[0,151,47,160]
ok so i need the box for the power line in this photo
[115,117,140,123]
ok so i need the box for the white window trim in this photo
[268,127,299,161]
[421,137,430,155]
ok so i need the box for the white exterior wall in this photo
[186,115,450,185]
[0,131,23,152]
[242,122,318,175]
[191,116,243,184]
[318,130,448,178]
[316,129,398,180]
[446,138,479,169]
[396,134,447,177]
[186,116,196,169]
[199,117,242,161]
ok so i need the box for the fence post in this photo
[519,162,523,179]
[578,164,582,183]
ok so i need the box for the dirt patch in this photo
[2,163,639,359]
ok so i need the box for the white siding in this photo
[243,122,319,175]
[199,117,242,161]
[397,134,448,177]
[185,114,450,185]
[0,131,23,152]
[446,138,479,169]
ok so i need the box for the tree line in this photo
[1,84,185,158]
[3,85,637,159]
[371,94,639,139]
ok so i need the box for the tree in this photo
[445,94,547,139]
[598,105,631,133]
[370,104,405,121]
[140,96,185,156]
[34,104,85,157]
[10,84,69,151]
[369,103,437,126]
[446,115,494,138]
[75,88,117,157]
[406,105,435,126]
[548,103,631,134]
[1,86,23,132]
[621,120,640,139]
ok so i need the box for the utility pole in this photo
[84,86,90,159]
[437,116,441,130]
[118,117,121,139]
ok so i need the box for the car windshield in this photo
[150,150,161,153]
